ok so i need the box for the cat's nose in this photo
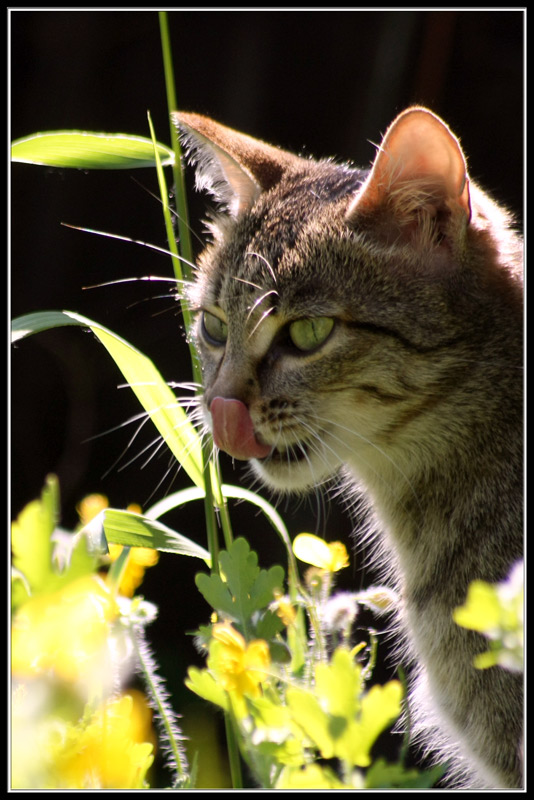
[204,359,258,410]
[210,396,272,461]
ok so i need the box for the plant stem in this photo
[157,25,243,793]
[107,545,131,597]
[224,712,243,789]
[203,442,220,573]
[132,619,189,786]
[158,12,194,277]
[397,664,411,766]
[157,11,234,568]
[213,460,234,551]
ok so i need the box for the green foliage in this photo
[289,648,402,768]
[185,667,230,714]
[365,758,446,789]
[11,487,162,788]
[195,538,285,638]
[11,131,174,169]
[186,538,419,789]
[11,475,96,612]
[453,564,523,671]
[12,310,205,490]
[99,508,211,562]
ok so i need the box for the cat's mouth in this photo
[262,439,310,464]
[210,396,313,464]
[252,427,341,491]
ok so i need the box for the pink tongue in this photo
[210,397,272,461]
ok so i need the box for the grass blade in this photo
[94,508,210,562]
[11,131,174,169]
[12,310,204,489]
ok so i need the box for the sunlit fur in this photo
[178,107,523,788]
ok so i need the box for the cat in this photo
[174,106,524,788]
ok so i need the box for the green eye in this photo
[289,317,334,352]
[202,311,228,344]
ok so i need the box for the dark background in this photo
[10,9,524,788]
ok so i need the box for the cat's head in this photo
[174,108,515,494]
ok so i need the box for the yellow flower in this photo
[327,542,350,572]
[50,692,154,789]
[273,590,297,627]
[108,543,159,598]
[11,574,118,685]
[209,622,270,702]
[78,496,159,598]
[293,534,350,572]
[77,493,109,526]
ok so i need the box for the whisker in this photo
[100,413,155,478]
[128,174,206,249]
[116,431,169,472]
[95,382,202,463]
[82,275,184,291]
[248,306,276,339]
[245,251,278,286]
[165,381,203,393]
[61,222,199,274]
[141,459,182,506]
[246,290,278,321]
[83,409,151,445]
[232,275,267,293]
[124,293,180,310]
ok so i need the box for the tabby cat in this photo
[174,107,523,788]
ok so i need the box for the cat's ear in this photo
[346,107,471,238]
[173,112,303,217]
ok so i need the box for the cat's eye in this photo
[201,310,228,345]
[288,317,334,352]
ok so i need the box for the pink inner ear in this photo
[210,397,272,461]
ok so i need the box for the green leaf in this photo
[11,475,59,597]
[219,539,284,631]
[253,739,306,770]
[11,131,175,169]
[185,667,229,711]
[287,651,402,770]
[365,758,445,789]
[453,580,502,632]
[453,566,523,672]
[220,540,270,612]
[195,572,237,620]
[11,476,96,609]
[315,647,362,720]
[255,608,285,642]
[145,487,207,519]
[11,567,31,610]
[286,686,334,759]
[247,694,292,729]
[276,764,346,789]
[92,508,210,562]
[473,649,500,669]
[12,311,204,489]
[146,484,293,562]
[250,564,285,609]
[348,680,403,767]
[194,539,285,637]
[266,639,292,665]
[57,529,98,584]
[218,537,259,602]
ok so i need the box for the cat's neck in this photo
[347,347,522,598]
